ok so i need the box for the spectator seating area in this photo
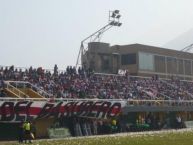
[0,65,193,100]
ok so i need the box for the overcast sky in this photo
[1,0,193,69]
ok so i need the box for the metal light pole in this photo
[75,10,122,69]
[181,43,193,52]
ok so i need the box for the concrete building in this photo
[82,42,193,80]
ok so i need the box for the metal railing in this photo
[0,97,46,101]
[126,99,193,107]
[4,82,31,98]
[5,81,51,99]
[1,97,193,107]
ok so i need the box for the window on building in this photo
[139,52,154,71]
[154,55,166,73]
[101,55,110,71]
[192,61,193,75]
[166,57,177,74]
[121,53,136,65]
[177,59,183,74]
[184,60,191,75]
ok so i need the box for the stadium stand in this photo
[1,65,193,100]
[1,65,193,139]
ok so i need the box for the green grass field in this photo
[4,129,193,145]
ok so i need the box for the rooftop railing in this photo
[1,97,193,107]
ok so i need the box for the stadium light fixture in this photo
[109,21,115,25]
[114,21,119,26]
[109,10,122,27]
[111,12,116,18]
[116,14,121,19]
[76,10,122,68]
[114,10,120,14]
[117,23,122,27]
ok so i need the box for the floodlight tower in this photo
[181,43,193,52]
[75,10,122,69]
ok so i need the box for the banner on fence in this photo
[0,100,126,122]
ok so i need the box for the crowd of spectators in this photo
[0,65,193,100]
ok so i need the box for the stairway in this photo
[4,81,30,98]
[4,81,49,100]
